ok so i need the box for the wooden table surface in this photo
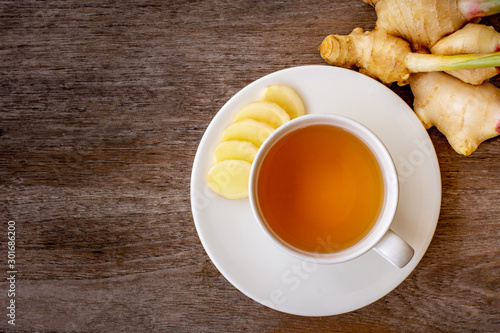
[1,1,499,332]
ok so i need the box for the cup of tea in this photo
[249,114,414,268]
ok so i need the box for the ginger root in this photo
[410,71,500,155]
[431,23,500,85]
[318,1,500,155]
[363,0,500,49]
[319,27,500,86]
[319,28,413,85]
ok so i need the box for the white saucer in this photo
[190,65,441,316]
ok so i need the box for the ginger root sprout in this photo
[430,23,500,85]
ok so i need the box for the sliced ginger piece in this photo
[258,85,305,119]
[207,160,252,199]
[213,140,258,164]
[221,119,275,148]
[207,84,306,200]
[233,101,290,128]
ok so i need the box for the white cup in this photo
[249,114,414,268]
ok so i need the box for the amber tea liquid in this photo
[256,124,384,253]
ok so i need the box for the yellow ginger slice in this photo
[410,72,500,155]
[233,101,290,128]
[258,85,305,119]
[431,23,500,85]
[213,140,258,164]
[207,160,252,199]
[221,119,275,148]
[207,84,306,200]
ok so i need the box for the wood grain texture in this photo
[0,1,499,332]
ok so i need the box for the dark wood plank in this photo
[0,1,499,332]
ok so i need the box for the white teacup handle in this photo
[373,229,414,268]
